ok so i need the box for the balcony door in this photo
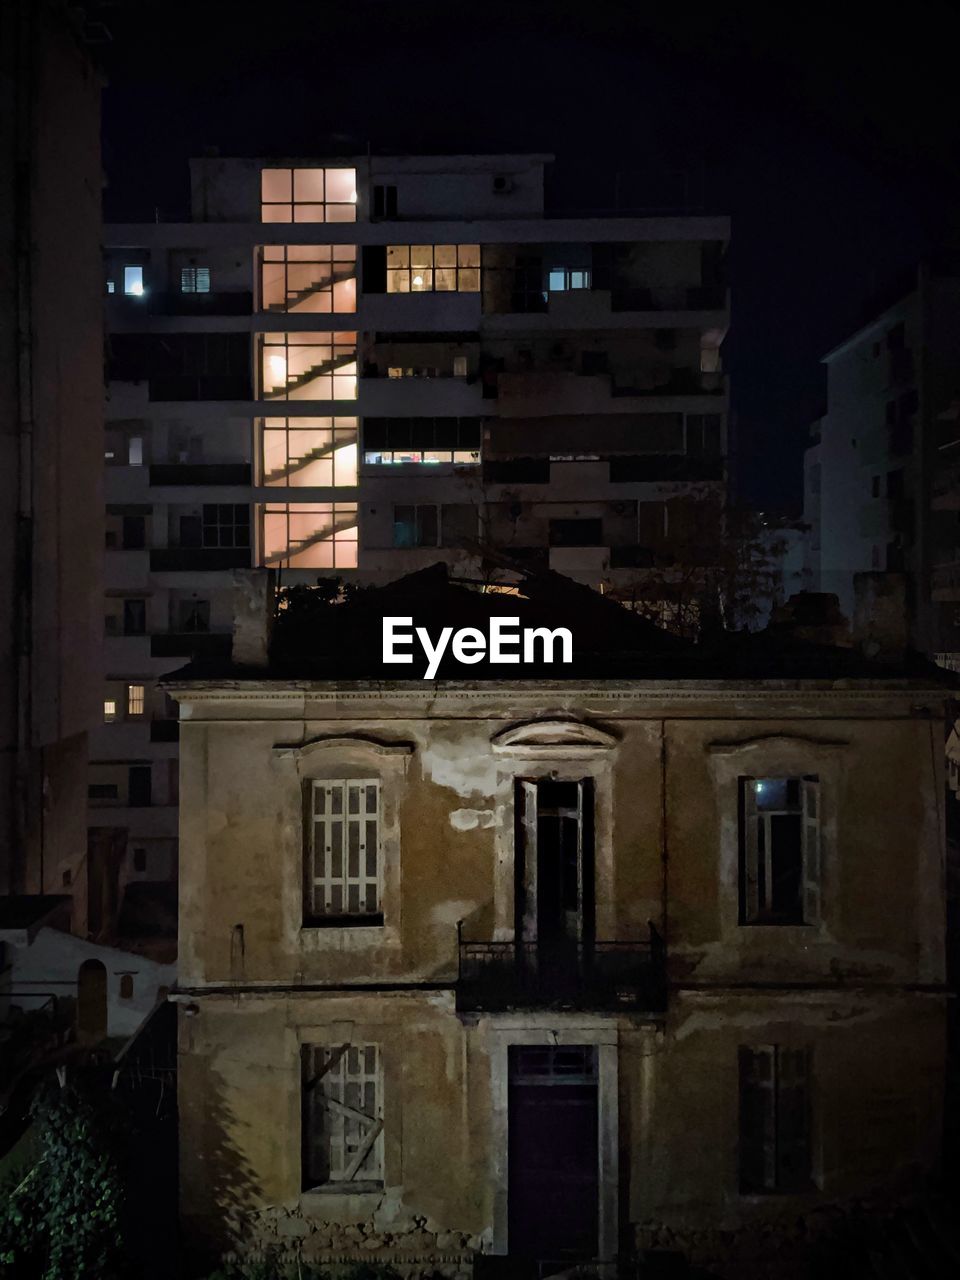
[515,779,594,968]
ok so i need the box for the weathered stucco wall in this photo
[170,680,948,1269]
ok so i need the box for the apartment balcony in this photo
[496,370,722,418]
[359,375,486,417]
[456,929,666,1014]
[149,547,251,572]
[149,631,232,660]
[149,463,252,486]
[149,291,252,316]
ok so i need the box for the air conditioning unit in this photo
[492,174,514,195]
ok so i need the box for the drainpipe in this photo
[13,0,36,895]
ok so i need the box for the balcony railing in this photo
[456,925,666,1013]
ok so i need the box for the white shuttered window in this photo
[309,779,381,920]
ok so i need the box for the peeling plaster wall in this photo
[171,681,948,1263]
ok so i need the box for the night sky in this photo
[99,1,960,512]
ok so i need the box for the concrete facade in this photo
[96,153,730,930]
[804,266,960,666]
[0,1,103,905]
[168,675,947,1274]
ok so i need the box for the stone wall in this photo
[223,1204,479,1279]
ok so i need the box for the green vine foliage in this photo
[0,1070,128,1279]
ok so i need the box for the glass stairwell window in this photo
[260,245,357,314]
[261,417,359,487]
[259,333,358,401]
[260,167,357,223]
[260,503,358,569]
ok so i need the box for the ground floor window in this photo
[301,1043,383,1189]
[739,1044,812,1193]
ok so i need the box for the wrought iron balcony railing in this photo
[456,924,666,1014]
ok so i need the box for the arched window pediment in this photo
[273,734,415,760]
[491,718,618,757]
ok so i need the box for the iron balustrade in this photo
[456,924,666,1013]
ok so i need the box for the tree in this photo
[0,1069,127,1279]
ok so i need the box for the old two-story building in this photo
[167,570,948,1276]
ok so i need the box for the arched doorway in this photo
[77,959,108,1042]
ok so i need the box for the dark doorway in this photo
[77,959,108,1042]
[507,1045,599,1263]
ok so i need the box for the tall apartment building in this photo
[98,154,729,920]
[0,1,103,914]
[804,262,960,666]
[168,573,947,1275]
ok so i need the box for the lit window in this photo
[106,280,115,294]
[259,333,357,401]
[386,245,480,293]
[363,450,478,466]
[123,266,144,296]
[261,417,358,487]
[547,267,591,292]
[260,245,356,314]
[740,777,820,925]
[260,503,358,569]
[180,266,211,293]
[453,355,468,378]
[128,436,143,466]
[260,168,357,224]
[302,1043,383,1189]
[127,684,145,717]
[103,699,117,723]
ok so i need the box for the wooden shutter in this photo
[302,1043,383,1186]
[775,1047,811,1190]
[741,779,760,923]
[739,1045,776,1191]
[801,778,820,925]
[310,780,380,917]
[517,780,539,943]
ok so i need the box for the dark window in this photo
[548,518,603,548]
[128,766,152,808]
[886,469,905,500]
[871,475,881,499]
[580,351,609,375]
[739,1046,812,1193]
[484,459,550,484]
[886,322,905,351]
[393,504,438,548]
[132,847,147,873]
[122,599,146,635]
[88,784,119,800]
[686,413,722,457]
[653,328,677,351]
[178,599,211,632]
[122,516,146,550]
[740,777,819,925]
[373,184,398,218]
[362,245,387,294]
[179,515,202,547]
[119,974,134,999]
[202,504,250,549]
[62,868,72,887]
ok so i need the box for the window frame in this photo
[385,244,480,294]
[738,1044,813,1195]
[305,779,383,927]
[260,167,357,224]
[301,1042,384,1192]
[739,776,820,926]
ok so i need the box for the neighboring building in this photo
[804,262,960,664]
[167,570,947,1276]
[97,152,730,918]
[0,2,103,916]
